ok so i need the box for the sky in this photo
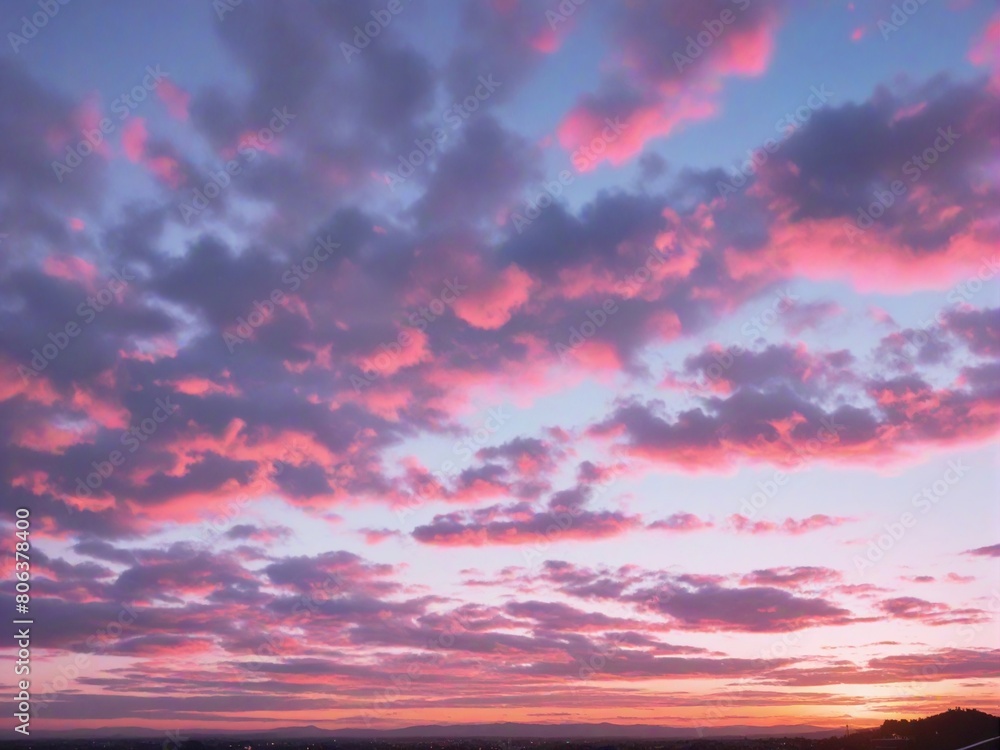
[1,0,999,737]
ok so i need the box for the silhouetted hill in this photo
[879,708,998,749]
[815,707,999,750]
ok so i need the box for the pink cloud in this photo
[741,567,842,589]
[728,514,855,535]
[969,13,1000,87]
[555,1,785,167]
[647,512,713,533]
[121,117,147,162]
[453,264,533,329]
[964,543,1000,558]
[156,79,191,121]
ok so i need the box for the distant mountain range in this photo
[30,707,999,745]
[32,720,847,740]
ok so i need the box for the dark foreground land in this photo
[0,741,889,750]
[3,709,997,750]
[1,738,998,750]
[1,739,999,750]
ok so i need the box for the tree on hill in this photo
[878,708,999,749]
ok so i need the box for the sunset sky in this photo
[1,0,999,736]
